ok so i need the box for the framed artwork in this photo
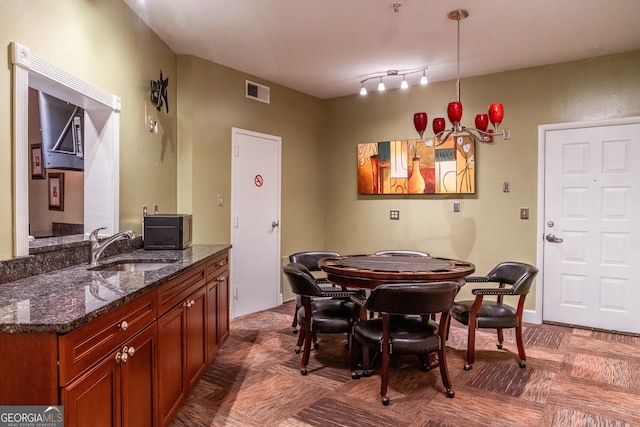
[357,135,475,194]
[48,173,64,211]
[31,144,46,179]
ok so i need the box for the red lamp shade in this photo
[433,117,446,135]
[413,112,428,138]
[447,102,463,124]
[488,104,504,126]
[475,114,489,132]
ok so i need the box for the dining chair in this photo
[450,261,539,370]
[283,262,359,375]
[288,251,345,333]
[374,249,430,256]
[350,281,459,405]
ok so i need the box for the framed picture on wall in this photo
[31,144,46,179]
[48,173,64,211]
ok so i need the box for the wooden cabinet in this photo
[58,291,157,427]
[206,252,230,361]
[62,324,157,427]
[0,247,230,427]
[156,264,208,427]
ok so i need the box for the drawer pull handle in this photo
[115,351,128,363]
[118,321,129,331]
[218,276,226,282]
[123,346,136,357]
[184,299,195,308]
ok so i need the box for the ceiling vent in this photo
[246,80,270,104]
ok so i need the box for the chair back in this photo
[283,262,325,297]
[486,262,539,295]
[374,250,430,257]
[289,251,340,272]
[365,282,458,315]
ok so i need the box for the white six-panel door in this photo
[542,121,640,333]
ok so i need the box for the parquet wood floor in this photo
[171,301,640,427]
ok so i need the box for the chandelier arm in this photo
[436,129,455,146]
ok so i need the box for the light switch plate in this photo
[217,194,224,206]
[520,207,529,220]
[453,201,460,212]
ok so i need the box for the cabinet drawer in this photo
[59,291,156,386]
[157,264,206,314]
[206,251,228,281]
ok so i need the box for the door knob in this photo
[271,221,279,228]
[545,233,563,243]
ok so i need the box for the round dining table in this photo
[318,254,475,290]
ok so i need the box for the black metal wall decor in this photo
[150,71,169,113]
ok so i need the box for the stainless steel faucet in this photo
[90,227,136,266]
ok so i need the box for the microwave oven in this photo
[143,214,192,250]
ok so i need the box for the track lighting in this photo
[420,70,428,85]
[359,67,428,95]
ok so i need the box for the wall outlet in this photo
[390,210,399,220]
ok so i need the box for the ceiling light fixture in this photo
[420,70,428,85]
[413,9,510,145]
[359,67,428,95]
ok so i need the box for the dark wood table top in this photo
[318,254,475,289]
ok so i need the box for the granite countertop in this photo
[0,244,231,334]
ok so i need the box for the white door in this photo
[542,120,640,333]
[230,128,281,318]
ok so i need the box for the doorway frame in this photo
[535,116,640,325]
[11,42,121,256]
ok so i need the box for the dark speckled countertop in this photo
[0,244,231,334]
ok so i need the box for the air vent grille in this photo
[246,80,270,104]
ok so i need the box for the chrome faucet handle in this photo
[90,227,107,241]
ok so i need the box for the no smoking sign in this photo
[254,174,264,187]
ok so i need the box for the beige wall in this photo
[0,0,178,258]
[2,1,640,314]
[176,56,328,256]
[324,51,640,307]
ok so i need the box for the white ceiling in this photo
[123,0,640,100]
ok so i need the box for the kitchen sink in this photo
[89,260,178,272]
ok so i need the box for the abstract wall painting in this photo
[357,136,475,195]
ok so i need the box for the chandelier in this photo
[413,9,510,145]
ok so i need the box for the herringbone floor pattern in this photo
[171,302,640,426]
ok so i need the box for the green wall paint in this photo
[323,51,640,307]
[1,1,639,312]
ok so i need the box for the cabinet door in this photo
[217,269,230,344]
[62,351,120,427]
[121,324,156,427]
[206,280,219,362]
[157,304,186,427]
[185,286,207,390]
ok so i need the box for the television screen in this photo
[38,91,84,171]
